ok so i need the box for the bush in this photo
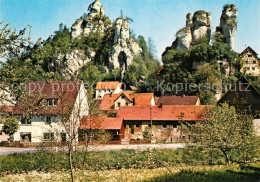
[3,117,19,136]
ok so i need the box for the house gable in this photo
[218,76,260,116]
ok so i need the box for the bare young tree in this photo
[51,81,88,182]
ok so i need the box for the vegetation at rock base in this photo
[145,32,260,104]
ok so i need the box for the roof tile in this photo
[117,105,211,121]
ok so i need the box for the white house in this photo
[95,81,123,99]
[0,80,89,143]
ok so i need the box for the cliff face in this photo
[71,0,108,39]
[109,18,142,79]
[162,4,237,62]
[49,0,142,79]
[192,11,211,42]
[217,4,237,50]
[162,10,211,60]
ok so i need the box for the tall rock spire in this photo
[71,0,107,39]
[217,4,237,50]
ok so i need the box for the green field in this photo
[1,164,260,182]
[0,149,259,181]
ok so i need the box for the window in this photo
[47,99,53,106]
[130,125,134,134]
[148,124,151,128]
[252,67,255,70]
[247,67,250,70]
[253,61,256,64]
[126,102,129,106]
[248,55,252,58]
[20,132,31,142]
[173,123,178,128]
[136,124,140,128]
[61,133,66,142]
[53,99,58,106]
[45,98,58,106]
[117,102,121,107]
[43,133,54,141]
[162,124,167,128]
[46,116,51,124]
[21,116,31,125]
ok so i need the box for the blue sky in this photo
[1,0,259,60]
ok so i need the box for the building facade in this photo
[240,46,260,76]
[0,80,89,143]
[218,76,260,135]
[117,105,209,142]
[95,81,123,99]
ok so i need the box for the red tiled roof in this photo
[130,93,154,106]
[155,96,199,105]
[0,106,13,113]
[117,105,211,121]
[13,81,83,115]
[80,116,123,130]
[99,91,154,111]
[96,81,122,90]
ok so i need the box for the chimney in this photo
[133,98,135,106]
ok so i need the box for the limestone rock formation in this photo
[64,50,91,77]
[50,0,142,79]
[175,27,192,50]
[71,0,109,39]
[217,4,237,50]
[163,10,211,58]
[192,10,211,42]
[48,50,91,78]
[109,18,142,79]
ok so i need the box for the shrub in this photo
[3,117,19,136]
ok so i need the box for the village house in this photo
[218,76,260,135]
[117,105,209,142]
[95,81,123,99]
[239,46,260,76]
[155,95,201,105]
[79,116,124,142]
[99,91,155,114]
[0,80,89,143]
[79,105,209,143]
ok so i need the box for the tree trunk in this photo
[221,149,230,164]
[69,147,75,182]
[82,133,90,167]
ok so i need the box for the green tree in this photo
[187,104,259,164]
[123,55,159,87]
[3,117,19,136]
[142,126,152,139]
[81,62,102,86]
[195,63,221,105]
[147,37,157,59]
[137,35,147,54]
